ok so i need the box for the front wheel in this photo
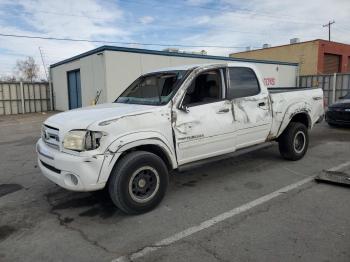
[278,122,309,161]
[108,151,169,214]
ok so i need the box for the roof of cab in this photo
[50,45,299,68]
[147,62,263,74]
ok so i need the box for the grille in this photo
[42,125,60,150]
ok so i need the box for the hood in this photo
[329,99,350,108]
[45,103,156,130]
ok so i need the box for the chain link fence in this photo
[299,73,350,107]
[0,81,53,115]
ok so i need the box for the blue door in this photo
[67,70,82,109]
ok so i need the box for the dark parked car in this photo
[325,93,350,126]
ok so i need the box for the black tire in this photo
[108,151,169,214]
[278,122,309,161]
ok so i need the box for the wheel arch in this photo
[118,143,175,171]
[289,112,311,129]
[277,111,311,138]
[97,133,177,184]
[275,99,313,138]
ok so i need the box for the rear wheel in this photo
[108,151,169,214]
[278,122,309,161]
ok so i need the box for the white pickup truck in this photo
[37,63,324,214]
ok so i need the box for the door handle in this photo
[217,108,230,114]
[258,101,269,110]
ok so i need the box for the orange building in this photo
[230,39,350,75]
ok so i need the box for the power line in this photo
[0,33,252,49]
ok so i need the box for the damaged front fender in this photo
[96,132,177,184]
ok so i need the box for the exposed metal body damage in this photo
[36,62,324,192]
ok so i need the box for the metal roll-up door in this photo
[323,54,340,74]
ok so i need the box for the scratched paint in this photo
[37,62,324,193]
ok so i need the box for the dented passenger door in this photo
[228,67,272,149]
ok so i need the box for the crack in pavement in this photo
[114,180,316,262]
[112,240,184,262]
[194,241,231,262]
[45,193,117,255]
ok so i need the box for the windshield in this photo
[115,70,187,105]
[342,92,350,99]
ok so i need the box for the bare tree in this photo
[15,56,39,82]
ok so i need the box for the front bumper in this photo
[36,139,106,191]
[325,110,350,126]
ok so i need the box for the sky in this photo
[0,0,349,78]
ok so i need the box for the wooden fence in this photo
[0,81,52,115]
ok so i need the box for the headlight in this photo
[63,130,103,151]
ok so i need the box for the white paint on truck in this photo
[37,62,324,214]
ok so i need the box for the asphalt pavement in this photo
[0,112,349,262]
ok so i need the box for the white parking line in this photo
[327,161,350,172]
[112,176,315,262]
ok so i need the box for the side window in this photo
[183,70,222,107]
[228,67,260,99]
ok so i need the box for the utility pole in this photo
[323,20,335,41]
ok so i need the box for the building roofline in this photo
[317,39,350,46]
[50,45,298,68]
[231,39,350,56]
[230,39,322,55]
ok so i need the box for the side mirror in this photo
[179,104,189,113]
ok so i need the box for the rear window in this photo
[228,67,260,99]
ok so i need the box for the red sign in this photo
[263,78,276,86]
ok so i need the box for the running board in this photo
[177,142,273,172]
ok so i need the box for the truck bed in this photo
[268,87,314,93]
[268,87,324,139]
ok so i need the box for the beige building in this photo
[50,46,297,111]
[230,39,350,76]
